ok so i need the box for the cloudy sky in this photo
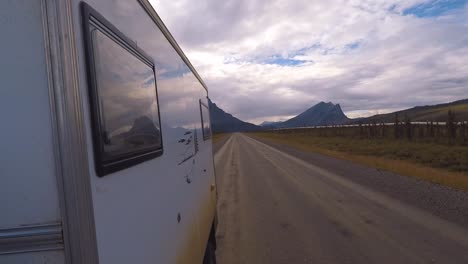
[149,0,468,124]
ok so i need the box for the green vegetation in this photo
[253,132,468,192]
[274,121,468,146]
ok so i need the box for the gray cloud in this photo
[150,0,468,123]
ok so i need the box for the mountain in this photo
[111,115,161,146]
[270,102,350,128]
[356,99,468,123]
[260,121,283,128]
[208,100,261,133]
[127,115,160,135]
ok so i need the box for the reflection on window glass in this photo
[200,101,212,140]
[92,28,162,161]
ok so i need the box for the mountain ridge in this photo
[353,98,468,124]
[208,100,261,133]
[210,98,468,133]
[262,101,350,128]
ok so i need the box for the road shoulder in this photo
[213,133,231,154]
[248,134,468,229]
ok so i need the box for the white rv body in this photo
[0,1,217,263]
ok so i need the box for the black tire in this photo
[202,236,217,264]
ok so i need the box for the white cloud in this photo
[149,0,468,124]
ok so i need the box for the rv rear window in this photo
[82,3,163,176]
[200,100,212,140]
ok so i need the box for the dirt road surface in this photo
[214,133,468,264]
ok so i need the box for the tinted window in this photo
[93,29,161,158]
[200,101,212,140]
[83,4,163,176]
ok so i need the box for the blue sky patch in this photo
[345,41,361,50]
[143,77,156,88]
[294,43,322,56]
[263,56,305,66]
[403,0,466,17]
[158,66,191,79]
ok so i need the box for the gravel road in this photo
[214,133,468,264]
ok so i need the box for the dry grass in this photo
[212,133,229,144]
[252,132,468,192]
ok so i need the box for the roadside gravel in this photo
[250,135,468,229]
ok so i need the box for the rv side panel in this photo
[0,0,65,261]
[71,1,217,263]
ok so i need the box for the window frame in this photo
[199,99,212,141]
[81,3,163,177]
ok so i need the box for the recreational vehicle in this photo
[0,0,217,263]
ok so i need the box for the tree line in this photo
[270,110,467,145]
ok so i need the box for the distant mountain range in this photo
[259,121,283,127]
[209,98,468,133]
[208,100,261,133]
[354,99,468,124]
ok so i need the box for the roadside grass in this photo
[252,132,468,192]
[212,133,229,144]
